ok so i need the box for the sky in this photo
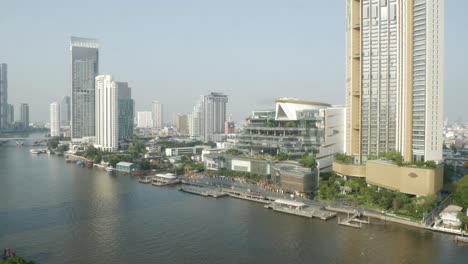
[1,0,467,123]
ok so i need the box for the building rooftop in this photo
[116,162,135,166]
[441,205,463,214]
[274,199,306,207]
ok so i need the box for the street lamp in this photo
[316,160,320,189]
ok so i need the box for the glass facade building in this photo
[70,36,99,139]
[345,0,443,164]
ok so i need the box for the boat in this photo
[139,176,152,184]
[16,140,24,146]
[455,235,468,243]
[30,149,40,154]
[151,173,181,186]
[105,166,114,172]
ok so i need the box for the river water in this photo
[0,140,467,263]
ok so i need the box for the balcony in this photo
[353,52,361,59]
[353,23,361,30]
[352,91,361,96]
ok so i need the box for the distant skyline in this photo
[1,0,467,123]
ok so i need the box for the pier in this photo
[265,199,336,220]
[338,211,370,229]
[179,186,228,198]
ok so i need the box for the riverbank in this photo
[63,152,466,236]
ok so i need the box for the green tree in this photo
[108,155,122,168]
[424,160,437,169]
[0,256,36,264]
[458,212,468,231]
[299,155,316,168]
[276,152,289,161]
[139,159,151,170]
[452,175,468,209]
[48,136,60,150]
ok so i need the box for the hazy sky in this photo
[1,0,467,123]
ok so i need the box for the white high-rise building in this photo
[95,75,118,152]
[49,102,60,137]
[137,111,153,128]
[190,92,228,142]
[152,100,163,128]
[345,0,444,164]
[203,92,228,142]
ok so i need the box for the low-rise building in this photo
[237,98,345,173]
[165,146,209,157]
[116,162,138,172]
[333,160,444,196]
[272,162,318,193]
[439,205,463,227]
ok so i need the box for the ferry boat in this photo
[151,173,180,186]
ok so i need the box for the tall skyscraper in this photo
[70,36,99,139]
[60,96,71,127]
[137,112,153,128]
[345,0,444,164]
[20,103,29,129]
[190,96,204,139]
[0,64,7,130]
[6,104,14,126]
[95,75,118,152]
[117,82,134,140]
[151,100,163,128]
[50,102,61,137]
[190,93,228,142]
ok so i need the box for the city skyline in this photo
[1,1,466,124]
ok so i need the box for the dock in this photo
[338,211,370,228]
[179,186,228,198]
[222,188,274,204]
[264,199,336,220]
[455,235,468,243]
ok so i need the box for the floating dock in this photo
[222,188,274,204]
[264,199,336,220]
[179,186,228,198]
[455,236,468,243]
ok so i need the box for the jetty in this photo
[455,235,468,243]
[338,211,370,228]
[265,199,336,220]
[222,188,274,204]
[179,186,228,198]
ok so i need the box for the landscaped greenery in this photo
[317,173,437,220]
[225,149,244,156]
[298,154,316,168]
[76,145,103,163]
[334,153,354,164]
[275,152,289,161]
[0,256,36,264]
[334,151,437,169]
[452,175,468,209]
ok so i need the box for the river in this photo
[0,139,467,263]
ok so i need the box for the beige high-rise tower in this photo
[345,0,444,164]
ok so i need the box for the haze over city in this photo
[1,0,467,123]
